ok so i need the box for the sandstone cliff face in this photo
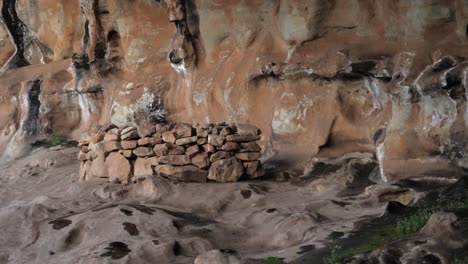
[0,0,467,180]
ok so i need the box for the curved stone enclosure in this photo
[78,122,264,184]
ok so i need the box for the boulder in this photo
[90,155,108,178]
[91,141,121,156]
[176,136,198,146]
[134,158,154,179]
[243,161,265,178]
[226,134,260,142]
[208,135,225,147]
[221,142,240,151]
[138,137,162,146]
[106,152,132,184]
[155,165,207,182]
[156,155,192,166]
[174,123,193,138]
[208,157,244,182]
[236,124,261,135]
[78,133,91,146]
[133,147,155,157]
[90,131,106,144]
[219,127,233,136]
[197,138,207,145]
[235,152,261,161]
[186,145,201,157]
[162,131,176,143]
[210,151,232,163]
[240,142,261,152]
[121,140,138,150]
[99,123,119,133]
[194,250,243,264]
[192,152,210,169]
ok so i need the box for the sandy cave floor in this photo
[0,145,438,264]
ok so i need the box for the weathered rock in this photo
[175,136,198,145]
[243,161,265,178]
[153,143,170,156]
[196,127,209,138]
[79,161,92,182]
[90,131,106,144]
[78,150,87,161]
[106,152,132,184]
[138,137,162,146]
[119,150,134,158]
[240,142,261,152]
[208,135,225,147]
[226,134,260,142]
[90,155,108,178]
[236,124,261,135]
[221,142,240,151]
[210,151,232,163]
[162,131,176,143]
[81,146,89,153]
[194,250,243,264]
[121,126,137,135]
[134,158,154,179]
[208,157,244,182]
[133,147,155,157]
[219,127,233,136]
[174,123,193,138]
[192,152,210,169]
[121,140,138,150]
[235,152,261,161]
[155,165,207,182]
[78,136,91,147]
[137,121,157,138]
[186,145,201,157]
[104,128,120,141]
[156,155,191,165]
[197,138,207,145]
[92,141,121,156]
[99,123,119,133]
[121,130,139,140]
[203,144,216,153]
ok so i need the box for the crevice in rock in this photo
[23,80,41,135]
[1,0,31,68]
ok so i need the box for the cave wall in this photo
[0,0,467,180]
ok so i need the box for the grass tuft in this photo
[263,256,284,264]
[48,131,66,147]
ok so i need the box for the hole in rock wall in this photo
[24,80,42,134]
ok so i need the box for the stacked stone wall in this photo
[78,122,264,183]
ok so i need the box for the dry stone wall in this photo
[78,122,264,184]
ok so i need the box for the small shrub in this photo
[263,256,284,264]
[393,208,433,238]
[48,131,66,147]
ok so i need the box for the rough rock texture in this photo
[0,0,465,184]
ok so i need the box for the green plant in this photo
[48,131,66,147]
[393,208,433,238]
[323,245,344,264]
[263,256,284,264]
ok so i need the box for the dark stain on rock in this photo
[297,244,315,254]
[100,242,131,259]
[157,207,216,227]
[330,200,351,207]
[128,204,156,215]
[240,190,252,199]
[266,208,277,213]
[48,219,72,230]
[120,208,133,216]
[92,204,118,212]
[152,240,160,245]
[329,231,345,239]
[48,251,55,255]
[173,241,182,256]
[122,222,139,236]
